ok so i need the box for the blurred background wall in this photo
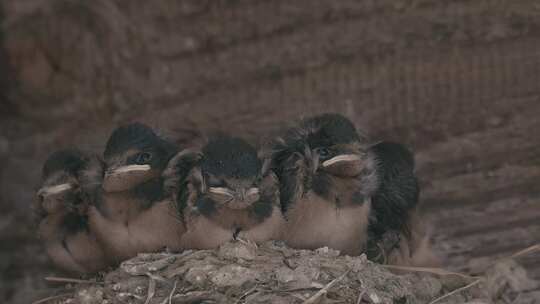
[1,1,539,302]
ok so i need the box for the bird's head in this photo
[194,136,276,212]
[102,123,177,192]
[271,113,377,203]
[37,149,89,214]
[164,135,278,228]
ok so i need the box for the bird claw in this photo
[366,231,402,264]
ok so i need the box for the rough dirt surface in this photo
[40,241,540,304]
[1,1,540,303]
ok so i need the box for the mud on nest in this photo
[44,241,538,304]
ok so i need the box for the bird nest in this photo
[41,242,538,304]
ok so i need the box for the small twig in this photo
[428,244,540,304]
[144,275,157,304]
[32,293,72,304]
[160,279,178,304]
[278,287,321,293]
[356,278,366,304]
[291,293,308,301]
[234,285,259,304]
[482,243,540,273]
[428,279,482,304]
[356,290,366,304]
[282,258,295,270]
[169,280,178,304]
[172,291,227,302]
[381,265,477,280]
[45,276,103,284]
[302,270,350,304]
[510,244,540,259]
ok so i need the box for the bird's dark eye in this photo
[135,152,152,164]
[316,147,332,160]
[206,175,225,187]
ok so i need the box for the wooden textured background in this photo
[1,1,539,302]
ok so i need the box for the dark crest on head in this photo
[104,122,177,170]
[284,113,361,151]
[271,113,363,164]
[201,136,261,179]
[42,149,88,179]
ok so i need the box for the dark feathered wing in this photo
[78,154,106,210]
[162,149,202,215]
[366,141,419,262]
[266,138,310,215]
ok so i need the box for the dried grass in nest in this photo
[32,242,539,304]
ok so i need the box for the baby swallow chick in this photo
[269,113,378,255]
[164,136,284,250]
[87,123,185,262]
[35,149,108,273]
[367,142,438,266]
